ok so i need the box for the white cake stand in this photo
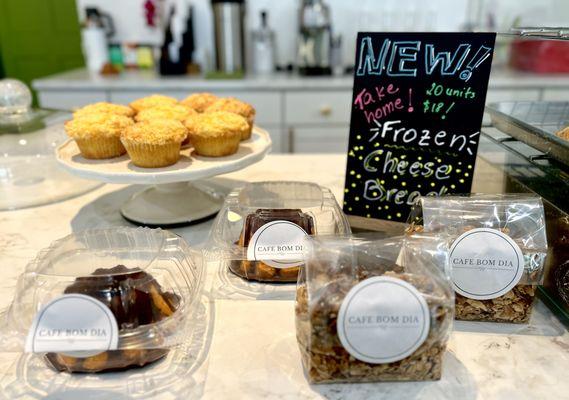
[56,127,272,227]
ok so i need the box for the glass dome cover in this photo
[0,91,101,210]
[0,78,32,115]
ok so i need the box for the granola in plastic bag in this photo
[407,194,547,323]
[295,234,454,383]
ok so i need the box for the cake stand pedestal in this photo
[120,182,224,227]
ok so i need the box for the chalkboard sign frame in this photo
[343,32,496,224]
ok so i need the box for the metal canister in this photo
[212,0,246,74]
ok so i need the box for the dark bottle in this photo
[159,6,186,75]
[179,5,195,68]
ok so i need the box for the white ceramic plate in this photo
[56,126,272,184]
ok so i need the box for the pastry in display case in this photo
[407,194,548,323]
[556,126,569,141]
[0,227,204,373]
[207,181,350,282]
[296,234,454,383]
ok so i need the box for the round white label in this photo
[449,228,525,300]
[337,276,430,364]
[246,220,308,269]
[25,294,119,357]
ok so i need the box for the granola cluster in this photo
[295,258,453,384]
[406,223,543,323]
[455,285,536,323]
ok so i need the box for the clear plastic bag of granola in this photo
[296,234,454,383]
[407,194,547,323]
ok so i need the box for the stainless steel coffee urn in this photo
[212,0,246,74]
[297,0,332,76]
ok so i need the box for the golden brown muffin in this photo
[184,111,246,157]
[135,104,198,123]
[73,102,135,119]
[180,93,219,113]
[129,94,179,113]
[121,119,187,168]
[204,97,256,140]
[65,113,133,159]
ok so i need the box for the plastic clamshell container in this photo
[206,181,351,283]
[0,227,204,373]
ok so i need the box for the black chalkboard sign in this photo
[343,32,496,223]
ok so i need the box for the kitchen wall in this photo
[76,0,568,69]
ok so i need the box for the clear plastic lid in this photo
[206,181,351,283]
[0,227,204,372]
[208,181,351,257]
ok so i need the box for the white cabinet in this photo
[285,91,352,124]
[290,126,350,153]
[38,91,107,110]
[285,90,352,153]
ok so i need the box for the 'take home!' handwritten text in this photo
[354,84,405,123]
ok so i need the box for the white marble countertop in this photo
[0,154,567,399]
[32,68,569,91]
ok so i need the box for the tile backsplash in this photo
[76,0,568,68]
